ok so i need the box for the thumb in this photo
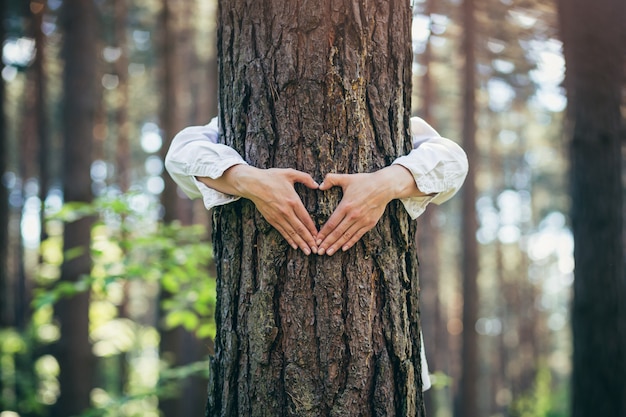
[290,169,319,190]
[319,173,347,191]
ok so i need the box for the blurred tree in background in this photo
[558,0,626,415]
[0,0,622,416]
[52,2,98,416]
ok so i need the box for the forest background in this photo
[0,0,623,417]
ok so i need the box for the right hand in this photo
[220,165,320,255]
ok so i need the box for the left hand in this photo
[316,165,426,255]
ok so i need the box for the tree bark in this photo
[210,1,424,416]
[51,1,98,416]
[558,0,626,415]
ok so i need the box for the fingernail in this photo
[316,239,322,246]
[342,245,349,251]
[327,248,335,256]
[311,246,318,254]
[304,248,311,255]
[318,248,325,255]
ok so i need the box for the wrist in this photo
[379,164,423,200]
[223,164,258,197]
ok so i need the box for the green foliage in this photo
[1,193,216,416]
[76,360,210,417]
[36,192,217,341]
[0,327,51,415]
[510,365,569,417]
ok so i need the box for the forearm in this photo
[376,164,432,201]
[199,165,321,255]
[195,163,254,198]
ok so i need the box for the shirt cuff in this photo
[193,177,242,210]
[396,195,437,220]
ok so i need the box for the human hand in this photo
[226,165,320,255]
[316,170,394,256]
[316,165,421,256]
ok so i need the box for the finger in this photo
[323,221,362,256]
[340,225,369,252]
[292,203,319,250]
[263,208,313,255]
[288,227,313,255]
[319,173,346,191]
[282,222,313,255]
[289,169,319,190]
[316,208,346,250]
[271,221,299,252]
[318,214,351,255]
[283,211,317,254]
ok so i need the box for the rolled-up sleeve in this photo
[164,117,248,209]
[392,117,469,219]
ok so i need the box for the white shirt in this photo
[164,117,468,392]
[165,116,468,219]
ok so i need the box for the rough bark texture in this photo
[558,0,626,415]
[52,1,97,416]
[209,1,424,416]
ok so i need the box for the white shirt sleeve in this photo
[164,117,248,210]
[165,116,468,218]
[392,117,469,219]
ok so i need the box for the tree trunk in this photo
[558,0,626,415]
[114,0,130,193]
[159,0,193,223]
[32,0,49,244]
[457,0,479,414]
[210,1,424,416]
[0,0,9,330]
[51,1,98,415]
[417,2,442,414]
[157,2,208,416]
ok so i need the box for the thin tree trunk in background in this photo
[111,0,133,399]
[17,0,39,332]
[489,118,507,416]
[114,0,130,192]
[190,0,218,126]
[157,2,207,416]
[13,0,47,334]
[51,1,98,415]
[210,1,423,416]
[17,4,38,330]
[417,1,442,415]
[32,0,49,244]
[457,0,479,414]
[0,0,10,330]
[193,57,218,126]
[558,0,626,415]
[159,0,192,223]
